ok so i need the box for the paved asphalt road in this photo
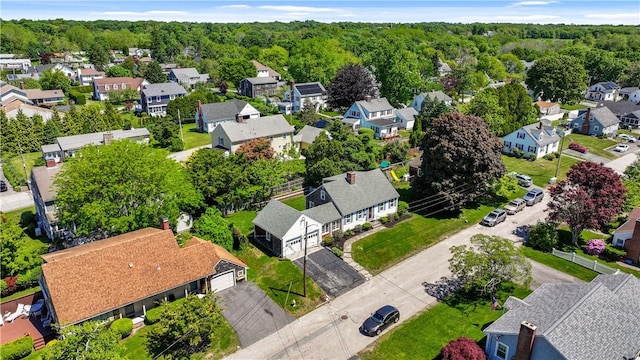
[0,165,34,212]
[227,192,579,360]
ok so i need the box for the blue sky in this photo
[1,1,639,24]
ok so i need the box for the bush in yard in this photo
[344,230,353,238]
[441,337,486,360]
[332,230,344,243]
[393,213,400,221]
[397,201,409,216]
[323,237,334,247]
[0,336,34,360]
[585,239,606,256]
[2,276,17,296]
[354,224,363,234]
[362,222,372,231]
[603,244,626,261]
[526,221,558,252]
[543,154,554,161]
[331,246,344,257]
[379,216,389,224]
[110,318,133,339]
[0,279,6,295]
[145,307,163,325]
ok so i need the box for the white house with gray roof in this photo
[395,107,419,130]
[141,82,187,116]
[343,97,399,139]
[410,90,453,112]
[283,82,327,114]
[484,274,640,360]
[570,107,620,137]
[306,169,400,233]
[41,128,151,163]
[168,68,209,89]
[195,100,260,133]
[502,122,560,159]
[253,200,323,258]
[210,114,294,155]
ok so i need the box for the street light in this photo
[299,217,317,298]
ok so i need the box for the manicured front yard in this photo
[563,133,618,160]
[359,284,532,360]
[181,122,212,150]
[237,244,325,317]
[502,155,580,187]
[353,204,495,274]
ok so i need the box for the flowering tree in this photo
[585,239,606,256]
[442,337,486,360]
[547,162,626,246]
[236,138,275,162]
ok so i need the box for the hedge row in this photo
[0,336,34,360]
[110,318,133,339]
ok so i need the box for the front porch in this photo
[0,292,55,350]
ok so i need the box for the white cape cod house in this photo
[502,122,560,159]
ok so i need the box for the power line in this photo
[407,182,471,207]
[408,185,477,212]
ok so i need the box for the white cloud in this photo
[511,1,558,6]
[584,13,639,20]
[257,5,338,13]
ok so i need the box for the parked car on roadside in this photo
[515,174,533,187]
[504,198,526,215]
[481,209,507,227]
[523,188,544,206]
[618,134,636,143]
[0,180,7,192]
[614,144,630,152]
[360,305,400,336]
[568,142,588,153]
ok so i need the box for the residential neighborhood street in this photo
[227,193,577,360]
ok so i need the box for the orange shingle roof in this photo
[534,100,558,109]
[41,228,246,326]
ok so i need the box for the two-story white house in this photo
[343,97,399,139]
[410,90,453,112]
[283,82,327,114]
[586,82,622,102]
[502,122,561,159]
[210,114,294,155]
[195,100,260,133]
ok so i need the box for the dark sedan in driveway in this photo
[360,305,400,336]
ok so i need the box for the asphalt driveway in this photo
[293,248,364,298]
[216,281,294,347]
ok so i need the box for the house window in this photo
[189,281,198,293]
[309,201,315,208]
[265,232,271,242]
[322,223,329,233]
[218,137,225,146]
[516,144,524,151]
[320,190,325,200]
[122,83,126,89]
[503,141,511,148]
[496,342,508,360]
[344,213,352,224]
[517,132,525,139]
[378,203,384,211]
[156,96,161,102]
[124,304,135,318]
[594,126,599,132]
[105,85,110,90]
[113,84,118,90]
[528,146,537,153]
[170,95,175,100]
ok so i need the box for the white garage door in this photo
[283,237,302,257]
[210,272,235,292]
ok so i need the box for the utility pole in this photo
[302,218,308,297]
[554,131,566,181]
[177,109,184,143]
[18,143,30,190]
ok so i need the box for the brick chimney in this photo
[514,321,537,360]
[160,218,170,231]
[45,159,56,168]
[197,100,204,132]
[103,132,114,145]
[365,95,372,102]
[624,218,640,263]
[346,171,356,185]
[581,108,591,135]
[236,113,243,123]
[19,81,25,90]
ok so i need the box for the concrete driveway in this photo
[216,281,294,347]
[564,148,611,164]
[293,248,364,298]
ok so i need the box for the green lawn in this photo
[521,247,598,282]
[360,284,531,360]
[181,122,212,150]
[238,244,325,317]
[0,286,41,303]
[122,325,154,360]
[226,210,257,236]
[560,103,587,111]
[502,155,580,187]
[563,133,618,160]
[6,152,42,187]
[353,204,495,274]
[282,195,306,211]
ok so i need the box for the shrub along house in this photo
[39,223,247,328]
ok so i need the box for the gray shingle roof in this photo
[31,164,63,202]
[293,125,327,145]
[56,128,150,152]
[521,123,560,147]
[244,77,277,85]
[396,107,418,121]
[42,144,61,153]
[252,200,301,240]
[356,98,394,113]
[368,117,398,127]
[218,115,294,143]
[319,168,400,216]
[142,82,187,97]
[303,202,341,224]
[485,274,640,360]
[170,68,200,78]
[201,100,251,121]
[596,100,640,117]
[421,90,452,103]
[581,107,620,127]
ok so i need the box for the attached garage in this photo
[210,271,236,292]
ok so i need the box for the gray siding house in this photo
[570,107,619,137]
[195,100,260,133]
[168,68,209,89]
[239,77,277,98]
[484,274,640,360]
[141,82,187,116]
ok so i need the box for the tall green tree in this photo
[415,112,505,211]
[88,40,110,71]
[449,234,531,293]
[42,321,125,360]
[366,39,422,106]
[39,69,71,93]
[584,48,629,84]
[42,111,63,144]
[105,65,133,78]
[193,208,234,251]
[289,38,358,85]
[525,55,589,103]
[144,61,168,84]
[54,140,202,238]
[219,57,256,87]
[467,83,538,136]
